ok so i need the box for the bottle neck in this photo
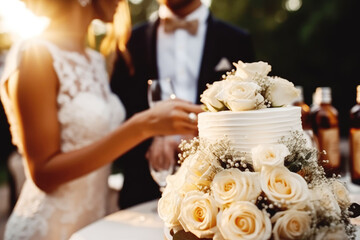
[357,85,360,104]
[319,92,331,104]
[316,87,332,104]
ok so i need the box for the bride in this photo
[0,0,202,239]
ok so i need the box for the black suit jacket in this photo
[111,13,255,209]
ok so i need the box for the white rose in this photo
[178,191,218,239]
[158,161,192,229]
[233,60,272,82]
[165,162,186,191]
[158,190,183,229]
[216,80,264,111]
[251,144,290,172]
[267,76,300,107]
[225,74,244,82]
[332,180,350,209]
[185,150,222,188]
[315,226,348,240]
[200,81,226,112]
[213,232,225,240]
[310,184,341,216]
[211,168,261,207]
[217,201,272,240]
[271,210,311,240]
[260,166,309,206]
[161,156,197,196]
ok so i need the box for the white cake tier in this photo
[198,106,303,154]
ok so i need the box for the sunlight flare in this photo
[0,0,49,39]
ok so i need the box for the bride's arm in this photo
[7,45,201,193]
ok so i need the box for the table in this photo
[69,199,164,240]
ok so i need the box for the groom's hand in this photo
[146,136,179,171]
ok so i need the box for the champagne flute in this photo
[147,78,176,192]
[147,78,176,107]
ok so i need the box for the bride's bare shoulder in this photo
[10,40,58,94]
[5,40,59,129]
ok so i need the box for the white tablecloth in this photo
[69,199,163,240]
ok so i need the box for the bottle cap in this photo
[316,87,332,104]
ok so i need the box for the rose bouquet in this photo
[158,61,359,240]
[200,60,299,112]
[159,134,358,240]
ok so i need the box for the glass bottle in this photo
[350,85,360,184]
[292,86,319,149]
[312,87,341,176]
[309,91,321,134]
[292,86,311,130]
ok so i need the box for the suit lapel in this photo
[146,18,160,80]
[196,14,216,104]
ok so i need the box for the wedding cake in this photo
[159,61,357,240]
[198,106,302,154]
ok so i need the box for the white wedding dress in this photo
[0,38,126,240]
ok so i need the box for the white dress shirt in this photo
[157,4,209,103]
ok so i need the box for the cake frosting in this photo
[198,106,302,154]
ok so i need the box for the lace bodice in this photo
[1,38,126,240]
[1,39,126,153]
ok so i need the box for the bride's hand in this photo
[142,99,203,137]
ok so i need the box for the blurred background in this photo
[1,0,359,127]
[0,0,359,236]
[126,0,359,138]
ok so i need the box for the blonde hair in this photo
[89,0,133,75]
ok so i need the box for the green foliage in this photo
[129,0,159,26]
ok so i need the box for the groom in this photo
[111,0,255,209]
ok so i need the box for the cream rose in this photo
[178,191,218,239]
[267,76,299,107]
[161,155,197,196]
[159,148,217,231]
[225,74,244,82]
[310,184,341,216]
[216,80,264,111]
[332,180,350,209]
[251,144,290,172]
[217,201,271,240]
[271,210,311,240]
[213,232,225,240]
[211,168,261,207]
[158,190,183,229]
[185,149,222,188]
[158,161,192,229]
[260,166,309,206]
[200,81,226,112]
[233,60,272,82]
